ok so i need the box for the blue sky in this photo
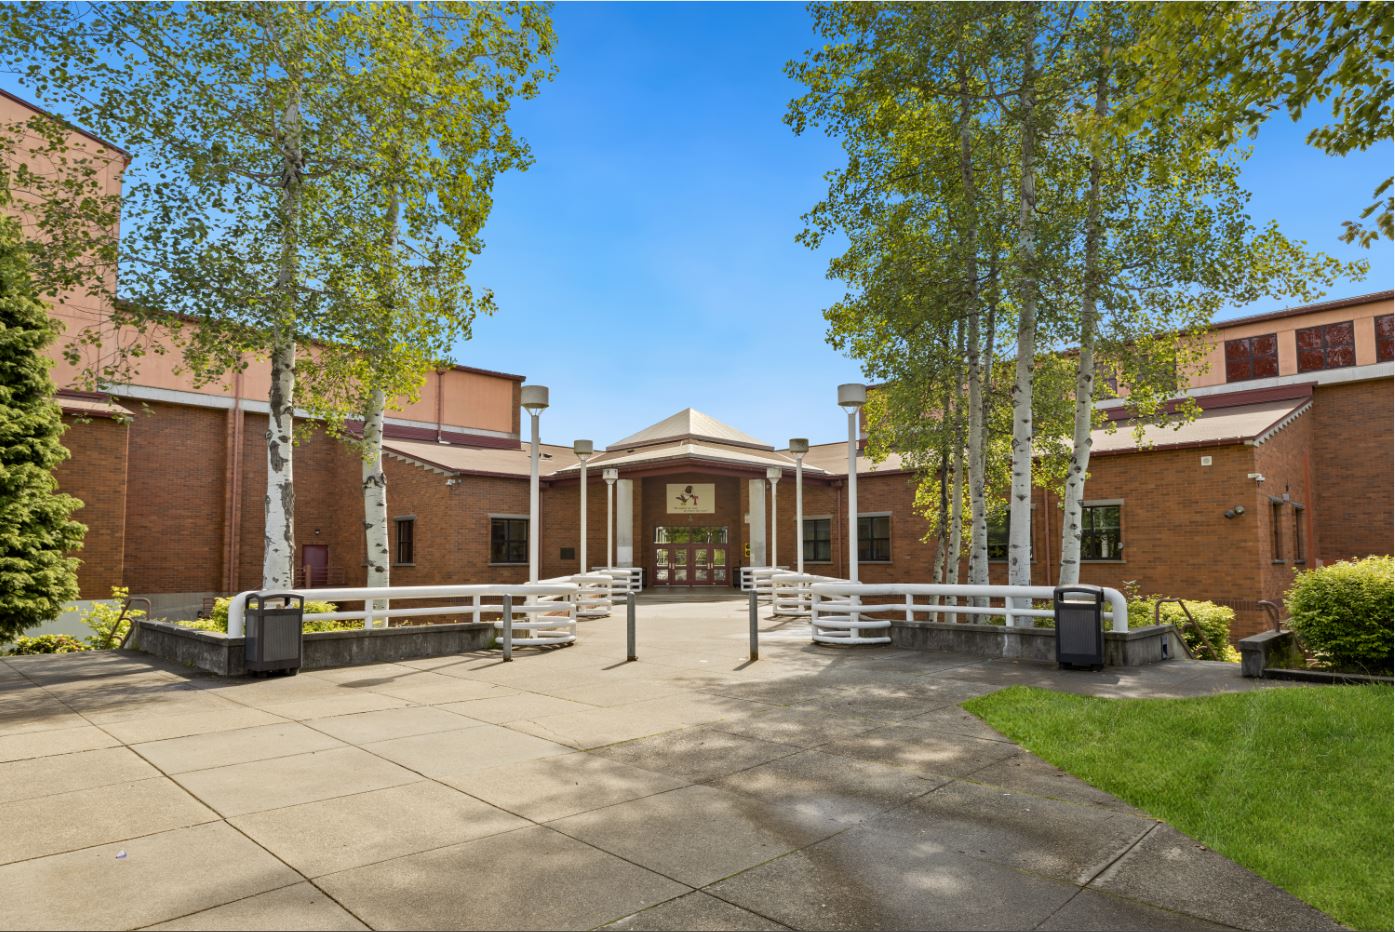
[462,3,1391,447]
[5,3,1390,447]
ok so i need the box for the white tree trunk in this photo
[363,388,389,588]
[262,70,303,590]
[1059,30,1110,586]
[1007,15,1039,605]
[957,49,990,591]
[263,334,296,588]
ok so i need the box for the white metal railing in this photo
[770,572,846,616]
[590,567,643,597]
[740,566,788,600]
[225,583,580,644]
[539,573,614,618]
[809,583,1129,647]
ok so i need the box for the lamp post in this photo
[789,438,809,573]
[603,468,619,567]
[766,466,781,569]
[838,384,867,582]
[520,385,549,583]
[573,440,593,572]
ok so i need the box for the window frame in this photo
[1292,503,1306,565]
[1269,498,1285,564]
[857,512,893,564]
[801,515,833,564]
[1080,500,1124,563]
[393,515,415,566]
[1295,320,1357,373]
[1224,333,1280,383]
[489,514,530,566]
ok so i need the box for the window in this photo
[1224,334,1279,382]
[803,518,832,563]
[857,514,891,562]
[1296,320,1356,372]
[490,517,528,564]
[986,514,1009,561]
[1376,315,1393,363]
[1270,499,1284,562]
[1292,504,1306,564]
[1081,503,1123,561]
[654,526,728,544]
[393,518,414,565]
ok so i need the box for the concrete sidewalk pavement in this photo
[0,599,1336,931]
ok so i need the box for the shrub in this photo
[180,597,354,633]
[1126,597,1237,661]
[79,587,144,649]
[1286,556,1394,673]
[7,633,86,654]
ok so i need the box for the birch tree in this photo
[299,3,554,596]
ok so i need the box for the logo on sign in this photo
[668,483,715,514]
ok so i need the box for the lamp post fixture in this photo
[838,384,867,582]
[573,440,594,572]
[789,438,809,573]
[520,385,549,583]
[603,468,619,567]
[766,466,782,568]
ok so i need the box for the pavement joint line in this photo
[128,878,310,931]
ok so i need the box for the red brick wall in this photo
[1309,379,1393,563]
[53,415,129,598]
[122,402,227,594]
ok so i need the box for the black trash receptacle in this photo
[245,593,304,675]
[1054,586,1104,671]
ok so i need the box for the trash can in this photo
[1053,586,1105,671]
[245,593,304,675]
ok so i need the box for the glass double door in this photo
[653,527,728,586]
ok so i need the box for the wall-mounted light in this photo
[1223,505,1247,519]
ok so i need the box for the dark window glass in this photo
[1293,505,1306,564]
[490,517,528,564]
[1081,504,1123,561]
[1270,499,1284,562]
[1376,315,1393,363]
[1224,334,1279,382]
[653,526,728,544]
[802,518,832,563]
[857,515,891,562]
[987,514,1009,561]
[1296,321,1356,372]
[394,518,414,565]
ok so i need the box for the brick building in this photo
[7,91,1393,638]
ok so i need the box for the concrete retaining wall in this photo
[133,619,496,677]
[888,620,1186,667]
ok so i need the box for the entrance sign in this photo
[667,483,715,514]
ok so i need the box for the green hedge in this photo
[1286,556,1394,673]
[178,597,357,633]
[5,633,87,655]
[1127,597,1236,661]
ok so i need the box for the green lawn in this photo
[964,685,1393,931]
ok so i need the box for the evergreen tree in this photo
[0,213,85,636]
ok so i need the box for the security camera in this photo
[1247,473,1265,482]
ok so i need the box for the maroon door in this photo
[301,544,329,587]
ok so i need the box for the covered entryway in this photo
[652,526,729,586]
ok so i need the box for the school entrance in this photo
[652,526,729,586]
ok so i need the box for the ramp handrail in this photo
[225,582,580,638]
[590,567,643,596]
[771,572,846,617]
[539,573,615,618]
[740,566,788,600]
[808,582,1129,647]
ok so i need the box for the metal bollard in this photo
[748,590,759,661]
[626,591,637,662]
[502,594,513,662]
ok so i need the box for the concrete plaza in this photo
[0,597,1338,931]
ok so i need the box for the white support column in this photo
[520,385,549,585]
[766,466,781,569]
[574,441,593,571]
[838,384,867,583]
[604,468,618,567]
[790,439,809,574]
[616,479,634,567]
[747,478,766,566]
